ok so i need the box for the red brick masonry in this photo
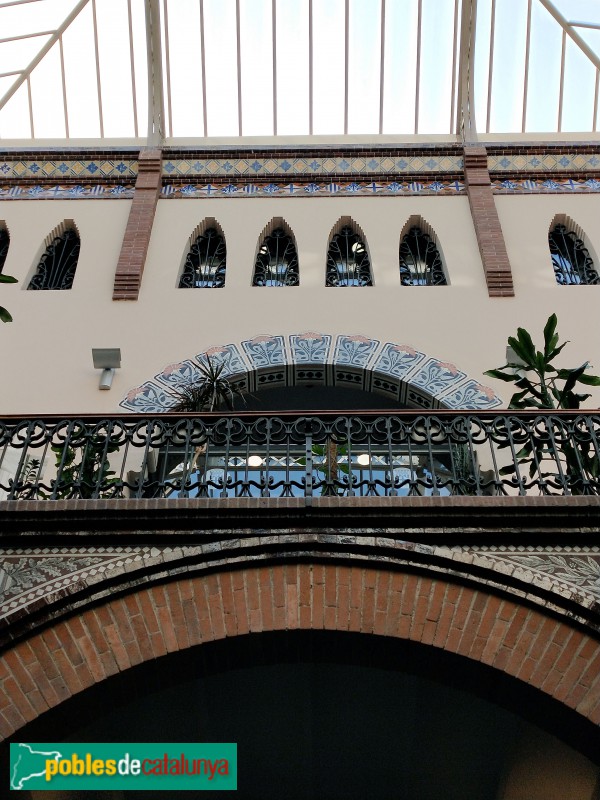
[464,145,515,297]
[1,564,599,740]
[113,148,162,300]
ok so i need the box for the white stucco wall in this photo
[1,191,599,413]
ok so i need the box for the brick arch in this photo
[2,563,600,742]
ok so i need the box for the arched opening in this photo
[6,630,600,799]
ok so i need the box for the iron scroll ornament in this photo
[399,227,447,286]
[179,227,226,288]
[326,226,373,287]
[28,229,80,290]
[549,224,600,286]
[252,228,299,286]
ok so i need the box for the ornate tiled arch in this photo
[120,332,502,412]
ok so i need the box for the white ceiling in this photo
[1,0,600,142]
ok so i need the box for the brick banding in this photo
[1,564,599,741]
[112,148,162,300]
[464,145,515,297]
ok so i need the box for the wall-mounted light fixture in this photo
[92,348,121,390]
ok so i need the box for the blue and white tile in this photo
[120,382,176,413]
[196,344,248,377]
[154,359,205,389]
[440,380,503,409]
[290,332,332,364]
[373,344,427,379]
[334,335,380,368]
[242,335,287,368]
[408,358,466,397]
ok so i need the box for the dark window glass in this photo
[326,226,372,287]
[399,227,447,286]
[253,228,299,286]
[28,229,80,290]
[179,227,226,288]
[549,224,599,285]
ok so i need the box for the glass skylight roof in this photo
[1,0,600,142]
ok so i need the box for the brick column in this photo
[112,148,162,300]
[464,145,514,297]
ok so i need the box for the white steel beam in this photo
[0,0,90,113]
[145,0,165,144]
[456,0,478,140]
[539,0,600,73]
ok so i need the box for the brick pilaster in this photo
[464,145,514,297]
[112,148,162,300]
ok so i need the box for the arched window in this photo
[326,225,372,287]
[0,227,9,274]
[253,227,298,286]
[179,227,226,288]
[28,227,80,290]
[549,223,599,285]
[399,226,447,286]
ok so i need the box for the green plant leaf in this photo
[546,340,569,362]
[507,336,534,367]
[0,274,17,284]
[483,369,517,382]
[577,373,600,386]
[543,314,557,356]
[0,306,12,323]
[516,327,537,362]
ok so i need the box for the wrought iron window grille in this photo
[179,227,226,288]
[252,228,299,286]
[549,224,600,286]
[399,227,447,286]
[28,229,80,290]
[0,228,9,274]
[326,226,373,287]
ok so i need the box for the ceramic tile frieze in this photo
[488,152,600,171]
[241,335,287,368]
[0,184,134,199]
[372,343,427,379]
[0,547,156,619]
[162,154,464,178]
[491,177,600,194]
[441,379,503,409]
[195,344,248,377]
[160,180,465,198]
[1,543,598,622]
[0,159,138,179]
[120,333,502,411]
[290,333,332,364]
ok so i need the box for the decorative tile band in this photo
[0,159,138,179]
[491,177,600,193]
[120,332,502,413]
[161,180,466,198]
[1,544,598,621]
[0,184,134,199]
[162,154,464,177]
[488,152,600,171]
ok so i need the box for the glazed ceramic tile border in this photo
[120,332,502,413]
[1,544,598,620]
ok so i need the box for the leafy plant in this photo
[485,315,600,492]
[484,314,600,410]
[0,273,17,323]
[50,435,120,499]
[167,356,245,412]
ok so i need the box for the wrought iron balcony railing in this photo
[0,412,599,501]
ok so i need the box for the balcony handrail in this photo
[1,411,599,500]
